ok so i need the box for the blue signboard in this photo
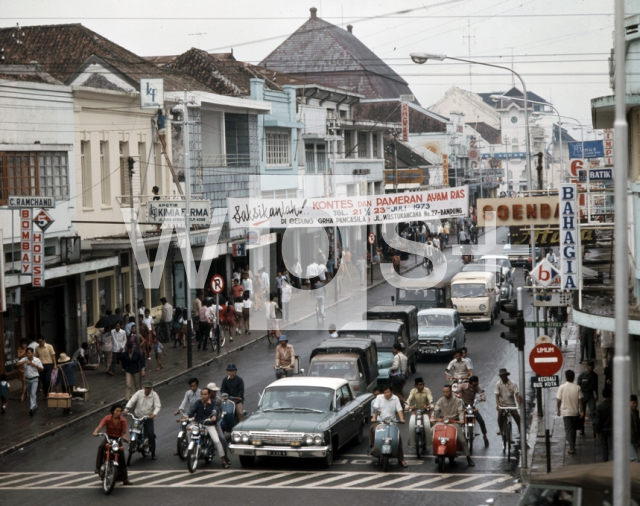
[578,168,613,182]
[568,140,604,159]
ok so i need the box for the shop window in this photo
[98,276,113,315]
[357,133,368,158]
[225,113,250,167]
[39,151,69,200]
[120,141,131,207]
[81,142,92,207]
[100,142,110,205]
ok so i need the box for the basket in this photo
[47,393,72,409]
[83,363,99,370]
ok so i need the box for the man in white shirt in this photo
[306,260,319,290]
[556,369,584,454]
[495,368,522,437]
[110,321,127,374]
[160,297,173,342]
[316,257,327,282]
[369,385,407,467]
[17,347,43,415]
[242,273,253,297]
[260,268,270,296]
[446,350,472,380]
[124,380,162,459]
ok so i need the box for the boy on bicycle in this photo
[495,368,522,438]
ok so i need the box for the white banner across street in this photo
[228,186,469,229]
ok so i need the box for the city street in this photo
[0,231,535,505]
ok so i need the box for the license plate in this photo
[382,444,391,454]
[267,450,287,456]
[424,349,438,354]
[131,429,141,433]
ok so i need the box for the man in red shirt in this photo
[221,300,237,342]
[231,279,244,300]
[93,404,132,485]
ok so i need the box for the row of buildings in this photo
[0,8,574,375]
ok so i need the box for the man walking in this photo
[389,343,408,406]
[556,369,584,455]
[17,348,43,416]
[597,329,614,369]
[111,322,127,375]
[160,297,173,342]
[577,360,598,436]
[124,380,161,460]
[579,326,595,364]
[220,363,245,422]
[596,387,613,461]
[34,336,56,399]
[120,342,146,401]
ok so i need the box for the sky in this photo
[0,0,613,128]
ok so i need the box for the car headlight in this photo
[304,434,314,445]
[314,435,324,445]
[241,433,250,443]
[443,334,451,342]
[232,432,242,443]
[479,304,486,311]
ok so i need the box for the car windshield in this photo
[418,314,453,328]
[309,360,358,381]
[397,288,437,302]
[338,332,397,349]
[260,385,334,412]
[451,283,487,298]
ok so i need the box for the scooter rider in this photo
[221,363,245,421]
[187,387,230,468]
[206,382,231,463]
[446,349,472,380]
[406,377,434,451]
[123,380,161,460]
[275,335,295,379]
[432,384,475,466]
[369,384,408,467]
[458,375,489,447]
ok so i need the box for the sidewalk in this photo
[525,310,603,478]
[0,255,422,457]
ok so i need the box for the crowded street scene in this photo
[0,1,639,505]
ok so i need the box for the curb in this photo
[0,260,422,458]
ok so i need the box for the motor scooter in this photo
[371,411,403,472]
[126,414,150,465]
[176,409,190,460]
[408,407,432,459]
[186,417,216,473]
[432,418,463,472]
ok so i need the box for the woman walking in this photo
[242,293,252,335]
[16,338,28,402]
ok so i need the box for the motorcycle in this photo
[432,418,464,473]
[460,244,474,264]
[371,411,403,472]
[408,407,432,459]
[126,414,150,465]
[462,395,484,455]
[445,371,468,394]
[176,409,190,460]
[186,417,216,473]
[219,393,247,433]
[96,433,124,495]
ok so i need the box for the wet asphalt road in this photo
[0,228,534,505]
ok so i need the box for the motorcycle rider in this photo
[406,377,434,451]
[221,363,245,422]
[93,403,132,485]
[432,384,475,466]
[275,335,295,379]
[446,349,472,381]
[187,387,230,468]
[123,380,161,460]
[458,375,489,447]
[460,347,474,372]
[174,377,201,416]
[369,384,407,467]
[206,382,231,463]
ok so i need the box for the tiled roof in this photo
[352,101,446,133]
[477,87,549,108]
[259,8,414,100]
[553,123,577,142]
[468,121,502,145]
[0,23,211,92]
[145,52,235,67]
[0,64,63,85]
[384,138,432,168]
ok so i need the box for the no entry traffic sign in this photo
[529,343,563,377]
[210,274,225,294]
[368,233,376,245]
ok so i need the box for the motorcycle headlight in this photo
[383,416,393,424]
[416,420,423,426]
[438,437,450,444]
[133,421,140,428]
[479,304,486,311]
[241,434,250,443]
[304,434,314,445]
[111,444,119,452]
[232,432,242,443]
[314,435,324,445]
[192,427,200,435]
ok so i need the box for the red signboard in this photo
[210,274,225,294]
[401,102,409,142]
[529,343,563,377]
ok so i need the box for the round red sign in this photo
[210,274,225,294]
[529,343,563,377]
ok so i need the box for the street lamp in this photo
[411,52,532,472]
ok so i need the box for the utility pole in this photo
[182,90,194,369]
[392,129,399,192]
[536,152,544,190]
[128,156,138,327]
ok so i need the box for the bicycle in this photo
[208,324,225,353]
[499,406,518,460]
[87,331,104,366]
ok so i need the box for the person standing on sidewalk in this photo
[198,299,212,350]
[17,348,43,416]
[356,255,367,285]
[596,386,614,461]
[556,369,584,455]
[34,336,56,399]
[111,322,127,374]
[579,326,595,364]
[577,360,598,436]
[281,278,292,322]
[596,329,614,368]
[631,394,640,462]
[120,341,145,401]
[160,297,173,342]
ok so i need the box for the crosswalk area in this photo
[0,470,523,493]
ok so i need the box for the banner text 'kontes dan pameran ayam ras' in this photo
[228,186,469,229]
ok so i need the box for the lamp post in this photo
[411,52,531,472]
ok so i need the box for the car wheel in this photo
[322,438,335,468]
[239,455,255,467]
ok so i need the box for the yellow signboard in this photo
[477,197,560,227]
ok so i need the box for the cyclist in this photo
[311,277,326,320]
[495,368,522,439]
[274,335,295,379]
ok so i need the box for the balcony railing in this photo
[202,153,252,167]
